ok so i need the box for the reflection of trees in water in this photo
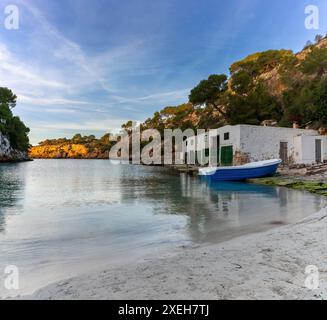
[275,187,326,220]
[183,175,280,241]
[117,169,219,235]
[177,176,263,242]
[181,178,326,242]
[95,165,326,243]
[118,168,325,243]
[0,164,24,233]
[117,169,280,242]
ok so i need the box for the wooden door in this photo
[279,142,288,164]
[315,139,322,163]
[221,146,233,166]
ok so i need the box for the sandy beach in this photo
[26,207,327,300]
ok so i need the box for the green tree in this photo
[121,120,135,134]
[100,133,110,144]
[0,87,30,151]
[6,116,30,151]
[304,40,313,50]
[72,133,82,143]
[315,34,323,43]
[278,54,299,86]
[230,50,294,77]
[142,103,196,133]
[282,79,327,127]
[189,74,228,118]
[99,133,112,152]
[230,70,253,95]
[226,82,282,125]
[0,87,17,109]
[301,47,327,79]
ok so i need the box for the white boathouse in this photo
[184,124,327,166]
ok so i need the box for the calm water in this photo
[0,160,326,297]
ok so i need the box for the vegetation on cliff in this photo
[139,35,327,131]
[0,87,30,151]
[29,134,113,159]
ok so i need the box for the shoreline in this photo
[248,176,327,196]
[4,160,326,300]
[0,158,32,163]
[25,207,327,300]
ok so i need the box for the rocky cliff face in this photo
[0,132,30,162]
[29,144,109,159]
[258,37,327,99]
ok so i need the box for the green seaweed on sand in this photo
[248,177,327,196]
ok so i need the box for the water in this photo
[0,160,326,297]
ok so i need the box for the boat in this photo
[198,159,282,181]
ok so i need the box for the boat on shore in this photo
[199,159,282,181]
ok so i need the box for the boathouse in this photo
[184,124,327,166]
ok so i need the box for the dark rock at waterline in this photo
[0,133,31,162]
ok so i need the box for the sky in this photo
[0,0,326,145]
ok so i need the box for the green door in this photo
[220,146,233,166]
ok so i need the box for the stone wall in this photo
[239,125,318,164]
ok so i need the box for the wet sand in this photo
[26,208,327,300]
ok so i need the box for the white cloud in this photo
[18,94,91,106]
[134,89,190,102]
[0,43,69,90]
[35,118,129,131]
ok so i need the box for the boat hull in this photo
[200,160,281,182]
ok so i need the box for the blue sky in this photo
[0,0,326,144]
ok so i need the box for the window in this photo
[224,132,230,140]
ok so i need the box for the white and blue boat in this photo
[199,159,282,181]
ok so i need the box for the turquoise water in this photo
[0,160,326,296]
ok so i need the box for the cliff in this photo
[28,134,153,160]
[29,144,109,159]
[0,132,30,162]
[257,37,327,99]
